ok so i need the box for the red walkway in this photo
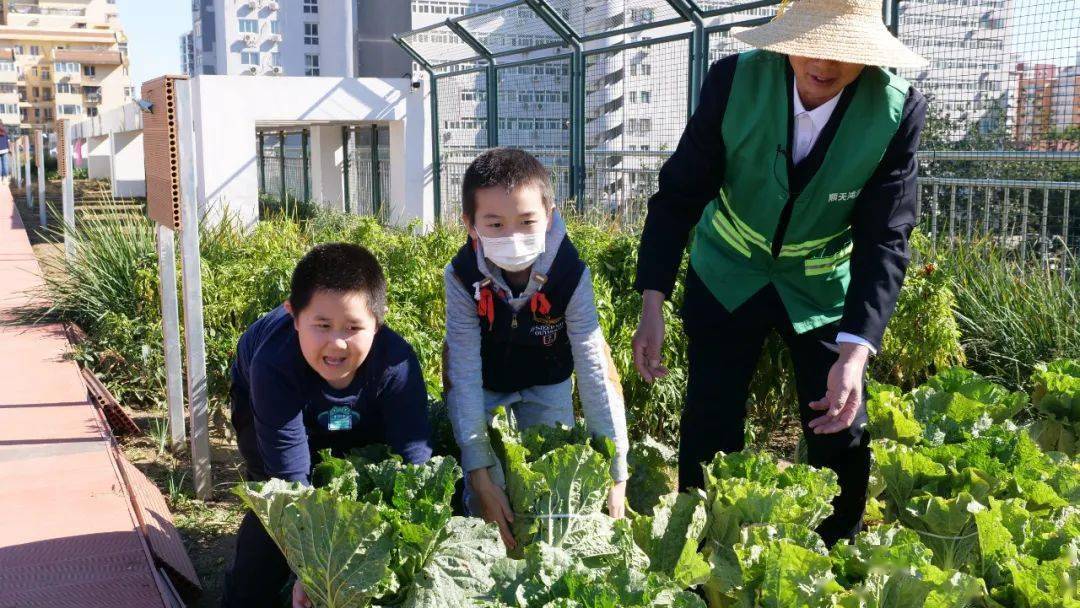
[0,185,169,607]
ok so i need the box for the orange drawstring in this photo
[477,287,495,327]
[530,292,551,316]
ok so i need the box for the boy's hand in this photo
[469,468,516,549]
[633,290,669,383]
[607,480,627,519]
[292,580,312,608]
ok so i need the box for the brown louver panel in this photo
[141,76,188,231]
[56,119,67,178]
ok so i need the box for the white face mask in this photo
[476,223,547,272]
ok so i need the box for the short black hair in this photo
[289,243,387,324]
[461,147,554,223]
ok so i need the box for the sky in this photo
[117,0,191,90]
[1011,0,1080,66]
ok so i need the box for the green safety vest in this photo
[689,50,909,333]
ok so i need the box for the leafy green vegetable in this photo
[234,479,395,608]
[627,437,678,515]
[631,491,710,587]
[1030,360,1080,456]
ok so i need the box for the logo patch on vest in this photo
[828,189,862,203]
[530,314,566,346]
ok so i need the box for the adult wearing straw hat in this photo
[631,0,928,545]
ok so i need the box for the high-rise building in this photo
[191,0,355,77]
[0,0,133,131]
[896,0,1014,141]
[180,30,195,76]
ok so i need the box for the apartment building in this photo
[191,0,355,77]
[0,0,133,131]
[180,30,195,76]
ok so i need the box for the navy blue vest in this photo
[450,236,586,393]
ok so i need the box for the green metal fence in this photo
[344,124,393,218]
[258,129,310,205]
[395,0,1080,266]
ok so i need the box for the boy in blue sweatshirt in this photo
[444,148,630,549]
[223,243,432,607]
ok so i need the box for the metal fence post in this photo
[430,73,442,222]
[341,126,351,214]
[370,124,381,216]
[257,131,265,194]
[1020,188,1029,260]
[24,135,31,212]
[302,128,310,203]
[1040,188,1049,265]
[948,184,955,250]
[36,130,45,229]
[966,188,973,242]
[1063,190,1071,280]
[278,129,286,204]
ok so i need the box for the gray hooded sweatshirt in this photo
[443,212,630,482]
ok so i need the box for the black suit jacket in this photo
[633,53,928,350]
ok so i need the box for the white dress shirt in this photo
[791,82,877,355]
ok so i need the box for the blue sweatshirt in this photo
[230,305,433,483]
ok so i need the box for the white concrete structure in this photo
[66,74,434,230]
[192,0,354,77]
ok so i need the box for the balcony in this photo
[52,49,123,66]
[84,93,101,104]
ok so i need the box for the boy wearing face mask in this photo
[444,147,630,549]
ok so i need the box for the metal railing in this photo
[396,0,1080,261]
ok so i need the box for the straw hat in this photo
[732,0,927,69]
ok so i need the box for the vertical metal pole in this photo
[914,181,921,225]
[573,49,586,207]
[1062,190,1070,280]
[156,224,186,451]
[35,130,45,228]
[948,184,956,250]
[930,183,938,253]
[370,124,380,216]
[302,129,310,203]
[1020,188,1029,260]
[1002,187,1010,242]
[983,187,991,236]
[486,64,499,148]
[341,126,351,214]
[61,123,74,261]
[278,130,286,204]
[429,70,442,222]
[1040,188,1049,265]
[174,79,211,501]
[972,187,980,242]
[23,135,31,210]
[257,131,266,194]
[13,139,20,188]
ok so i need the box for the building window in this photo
[13,45,22,55]
[29,45,41,56]
[0,103,16,114]
[271,52,280,67]
[42,89,52,101]
[305,53,319,76]
[55,61,80,74]
[239,19,258,34]
[0,83,14,93]
[303,0,318,14]
[304,23,319,45]
[59,104,81,116]
[44,108,52,120]
[34,108,40,119]
[241,51,259,65]
[19,108,27,122]
[86,106,98,117]
[40,68,49,79]
[270,20,280,34]
[56,82,77,94]
[83,65,96,77]
[0,61,14,72]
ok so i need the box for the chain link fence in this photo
[396,0,1079,264]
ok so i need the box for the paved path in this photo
[0,184,169,607]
